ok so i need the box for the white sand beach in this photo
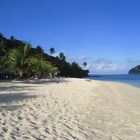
[0,78,140,140]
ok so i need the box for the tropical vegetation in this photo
[0,33,89,79]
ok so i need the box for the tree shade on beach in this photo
[0,33,89,79]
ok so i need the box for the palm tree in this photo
[8,44,31,78]
[49,47,55,55]
[83,62,87,67]
[8,44,57,78]
[59,52,65,61]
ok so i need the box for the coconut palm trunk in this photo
[19,68,26,78]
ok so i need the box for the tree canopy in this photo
[0,33,89,79]
[49,47,55,55]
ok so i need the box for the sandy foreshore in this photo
[0,78,140,140]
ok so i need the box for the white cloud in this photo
[87,63,125,74]
[81,58,122,74]
[67,56,140,74]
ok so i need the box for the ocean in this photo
[87,74,140,88]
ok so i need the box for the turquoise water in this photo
[87,74,140,88]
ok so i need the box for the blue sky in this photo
[0,0,140,74]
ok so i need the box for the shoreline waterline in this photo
[86,74,140,88]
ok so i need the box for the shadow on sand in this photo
[14,78,70,85]
[0,105,24,111]
[0,78,69,111]
[0,85,36,92]
[0,93,37,111]
[0,93,37,104]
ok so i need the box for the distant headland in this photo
[129,65,140,74]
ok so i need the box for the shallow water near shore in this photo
[87,74,140,88]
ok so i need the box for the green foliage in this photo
[1,44,58,78]
[7,44,31,77]
[0,33,89,79]
[28,56,58,78]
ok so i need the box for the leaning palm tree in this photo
[49,47,55,55]
[8,44,31,78]
[7,44,58,79]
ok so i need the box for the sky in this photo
[0,0,140,74]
